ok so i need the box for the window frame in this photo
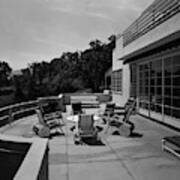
[111,69,123,93]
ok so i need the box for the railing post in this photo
[8,107,13,125]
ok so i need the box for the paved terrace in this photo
[0,108,180,180]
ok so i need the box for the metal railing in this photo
[0,93,110,127]
[0,95,66,127]
[123,0,180,47]
[0,100,38,127]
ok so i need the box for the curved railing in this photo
[0,100,38,127]
[0,95,67,127]
[0,93,111,127]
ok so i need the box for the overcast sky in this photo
[0,0,154,70]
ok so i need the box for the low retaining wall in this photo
[96,94,112,103]
[64,93,112,104]
[0,96,66,127]
[0,134,49,180]
[0,100,38,127]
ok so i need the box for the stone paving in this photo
[0,110,180,180]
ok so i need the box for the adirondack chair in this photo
[104,103,115,117]
[35,109,64,136]
[38,97,65,126]
[74,114,99,145]
[114,98,136,116]
[102,98,136,123]
[103,99,136,137]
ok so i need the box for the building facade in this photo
[112,0,180,129]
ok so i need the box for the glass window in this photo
[150,78,155,85]
[145,87,149,94]
[164,77,171,86]
[150,86,155,95]
[156,105,162,113]
[164,57,172,77]
[112,69,122,92]
[144,103,149,110]
[144,64,149,70]
[139,65,143,71]
[157,78,162,85]
[150,62,156,77]
[157,71,162,77]
[164,57,172,67]
[157,87,162,95]
[172,109,180,119]
[172,98,180,108]
[173,55,180,66]
[138,54,180,121]
[164,87,171,96]
[156,95,162,104]
[130,64,137,97]
[150,103,155,111]
[145,79,149,85]
[173,76,180,86]
[139,72,143,78]
[144,71,149,78]
[164,97,171,106]
[164,107,172,116]
[173,66,180,76]
[164,67,172,77]
[173,88,180,97]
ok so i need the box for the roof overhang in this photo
[121,30,180,64]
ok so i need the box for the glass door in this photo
[149,59,163,121]
[137,51,180,126]
[164,55,180,124]
[138,62,150,116]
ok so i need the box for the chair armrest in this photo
[114,106,125,110]
[46,119,59,125]
[44,111,62,120]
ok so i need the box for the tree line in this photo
[0,36,115,104]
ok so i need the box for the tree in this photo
[49,51,84,94]
[80,36,115,92]
[0,61,12,87]
[8,34,115,103]
[108,35,116,49]
[89,39,102,49]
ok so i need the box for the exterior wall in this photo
[120,13,180,59]
[112,37,130,106]
[112,0,180,129]
[113,37,123,70]
[112,64,130,106]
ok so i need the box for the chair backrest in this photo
[124,98,136,113]
[72,102,82,115]
[123,100,136,122]
[105,103,115,116]
[78,114,94,132]
[36,109,46,126]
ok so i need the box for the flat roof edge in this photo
[122,30,180,64]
